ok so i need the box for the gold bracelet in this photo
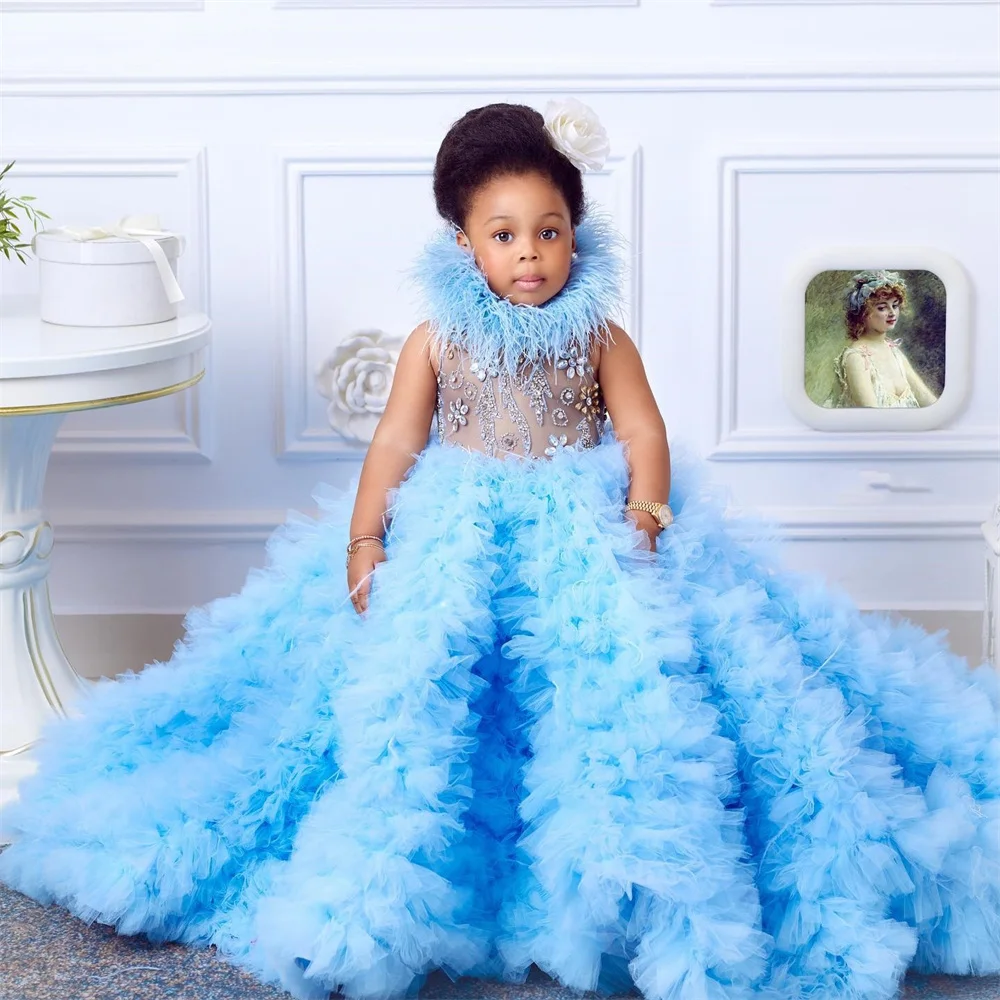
[345,540,385,568]
[348,533,383,547]
[347,534,382,555]
[347,535,384,557]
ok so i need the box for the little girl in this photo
[1,102,997,1000]
[829,270,939,408]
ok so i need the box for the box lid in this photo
[33,230,183,265]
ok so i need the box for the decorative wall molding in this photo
[740,505,988,542]
[711,429,1000,462]
[276,144,642,461]
[48,504,990,618]
[50,504,988,545]
[52,425,209,460]
[1,149,212,461]
[49,608,990,669]
[0,1,203,10]
[276,148,435,462]
[276,0,636,6]
[710,147,1000,462]
[52,509,293,544]
[1,70,996,99]
[713,1,996,6]
[623,145,644,349]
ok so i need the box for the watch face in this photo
[658,505,674,528]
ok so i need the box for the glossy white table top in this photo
[0,295,211,379]
[0,296,211,414]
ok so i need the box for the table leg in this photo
[1,413,90,815]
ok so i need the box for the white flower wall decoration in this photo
[315,329,405,444]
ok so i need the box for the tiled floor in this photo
[1,881,997,1000]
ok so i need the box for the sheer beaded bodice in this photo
[433,337,606,459]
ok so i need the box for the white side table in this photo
[0,295,210,814]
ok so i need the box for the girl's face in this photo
[456,171,576,306]
[865,294,901,335]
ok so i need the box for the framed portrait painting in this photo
[783,247,971,431]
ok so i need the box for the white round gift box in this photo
[33,230,184,327]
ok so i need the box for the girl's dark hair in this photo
[433,103,586,230]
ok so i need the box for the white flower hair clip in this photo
[543,98,610,173]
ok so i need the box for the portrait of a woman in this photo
[805,268,944,409]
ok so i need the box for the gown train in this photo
[1,435,997,1000]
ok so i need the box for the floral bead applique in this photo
[469,357,500,382]
[556,343,593,380]
[448,398,469,428]
[544,433,569,457]
[575,382,602,420]
[498,431,518,452]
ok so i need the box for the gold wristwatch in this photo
[625,500,674,529]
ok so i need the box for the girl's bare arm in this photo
[349,321,439,540]
[596,322,671,541]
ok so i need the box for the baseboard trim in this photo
[53,608,990,681]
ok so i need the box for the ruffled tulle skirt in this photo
[1,435,997,1000]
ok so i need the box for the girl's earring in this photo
[571,250,579,260]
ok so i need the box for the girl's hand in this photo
[347,546,387,616]
[625,509,661,552]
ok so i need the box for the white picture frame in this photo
[783,246,972,431]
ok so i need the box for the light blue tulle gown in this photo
[1,214,997,1000]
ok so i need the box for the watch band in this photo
[624,500,673,528]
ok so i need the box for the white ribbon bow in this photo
[37,214,186,304]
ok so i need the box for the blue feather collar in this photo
[408,211,627,377]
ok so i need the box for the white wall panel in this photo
[0,1,202,10]
[2,1,997,79]
[714,1,995,6]
[274,0,637,7]
[710,146,999,462]
[277,149,443,460]
[0,0,995,615]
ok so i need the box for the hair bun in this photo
[433,103,587,228]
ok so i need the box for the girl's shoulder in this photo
[406,320,442,378]
[590,328,605,373]
[591,319,633,373]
